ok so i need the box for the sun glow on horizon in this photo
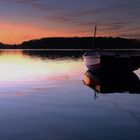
[0,21,94,44]
[0,21,114,45]
[0,22,49,44]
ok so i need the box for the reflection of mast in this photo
[94,26,97,38]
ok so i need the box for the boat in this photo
[82,26,140,72]
[83,26,115,71]
[83,50,114,71]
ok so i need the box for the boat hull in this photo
[83,56,101,71]
[83,50,114,71]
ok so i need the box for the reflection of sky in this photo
[0,50,85,86]
[0,0,140,44]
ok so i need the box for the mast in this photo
[93,26,97,49]
[94,25,97,38]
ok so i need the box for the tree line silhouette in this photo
[0,37,140,49]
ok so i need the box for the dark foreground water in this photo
[0,50,140,140]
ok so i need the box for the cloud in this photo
[70,21,127,32]
[42,1,139,29]
[119,33,140,39]
[13,0,139,27]
[100,22,127,30]
[15,0,57,11]
[47,16,70,23]
[64,1,139,18]
[16,0,38,4]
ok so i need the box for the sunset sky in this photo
[0,0,140,44]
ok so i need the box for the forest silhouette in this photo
[0,37,140,49]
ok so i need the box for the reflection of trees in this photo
[22,50,85,59]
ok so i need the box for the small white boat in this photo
[83,50,114,71]
[83,26,115,71]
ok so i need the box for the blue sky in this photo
[0,0,140,44]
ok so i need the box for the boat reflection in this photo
[83,70,100,92]
[83,70,140,94]
[83,50,140,93]
[83,69,140,93]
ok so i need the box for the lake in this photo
[0,50,140,140]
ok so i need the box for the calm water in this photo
[0,50,140,140]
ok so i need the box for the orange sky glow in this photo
[0,21,114,44]
[0,22,96,44]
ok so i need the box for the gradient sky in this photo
[0,0,140,44]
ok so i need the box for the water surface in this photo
[0,50,140,140]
